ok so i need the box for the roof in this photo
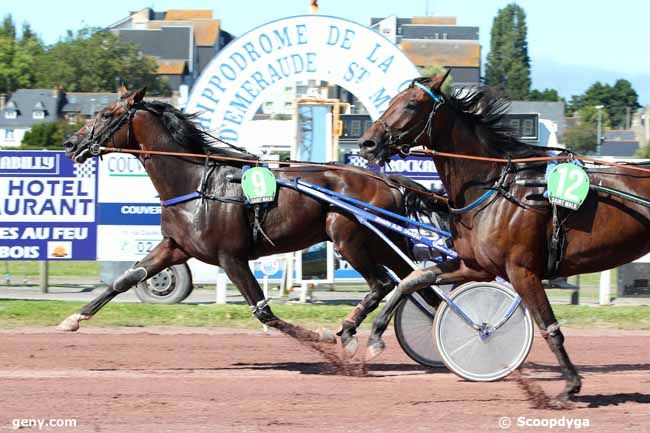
[157,60,188,75]
[370,16,457,26]
[401,25,478,40]
[0,89,62,128]
[605,130,637,141]
[400,39,480,67]
[600,140,640,157]
[146,19,221,46]
[164,10,212,20]
[411,16,457,25]
[117,27,192,60]
[61,92,119,116]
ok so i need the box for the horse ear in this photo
[117,85,129,97]
[127,87,147,106]
[430,69,451,92]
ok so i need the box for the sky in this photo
[5,0,650,104]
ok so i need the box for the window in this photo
[509,119,521,132]
[350,120,362,137]
[33,110,45,119]
[5,129,14,140]
[5,111,16,119]
[522,119,534,137]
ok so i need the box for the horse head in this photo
[358,70,450,165]
[64,86,147,163]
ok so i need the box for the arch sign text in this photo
[186,15,419,145]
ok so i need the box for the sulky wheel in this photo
[434,281,533,382]
[394,291,444,368]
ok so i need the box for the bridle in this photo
[378,80,444,156]
[78,101,142,161]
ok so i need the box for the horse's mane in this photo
[132,97,258,164]
[417,78,553,158]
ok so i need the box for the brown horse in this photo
[359,71,650,399]
[59,87,446,356]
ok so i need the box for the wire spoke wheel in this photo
[394,292,444,368]
[434,282,533,382]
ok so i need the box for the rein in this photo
[382,81,650,176]
[409,148,650,175]
[97,146,449,203]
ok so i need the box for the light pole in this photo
[595,105,604,155]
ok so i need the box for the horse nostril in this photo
[361,140,377,150]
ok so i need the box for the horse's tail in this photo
[387,174,449,229]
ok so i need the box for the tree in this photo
[20,121,83,149]
[564,122,597,154]
[564,107,610,154]
[567,79,640,128]
[0,16,44,93]
[34,28,169,95]
[528,88,561,101]
[485,4,531,100]
[0,15,16,93]
[11,24,44,89]
[636,145,650,158]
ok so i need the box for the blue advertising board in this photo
[344,153,443,191]
[0,151,97,260]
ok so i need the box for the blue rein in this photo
[448,189,497,214]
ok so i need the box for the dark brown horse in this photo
[59,87,445,356]
[359,71,650,399]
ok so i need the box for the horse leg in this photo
[366,260,490,360]
[219,256,327,343]
[507,265,582,400]
[57,237,189,331]
[336,266,396,356]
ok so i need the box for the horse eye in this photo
[102,112,112,119]
[406,101,418,110]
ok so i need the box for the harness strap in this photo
[414,81,442,104]
[161,191,201,207]
[448,189,496,214]
[545,205,567,278]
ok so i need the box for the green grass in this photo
[1,261,100,277]
[0,300,648,330]
[0,301,365,329]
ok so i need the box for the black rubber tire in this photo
[134,263,193,304]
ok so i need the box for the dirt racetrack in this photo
[0,326,648,433]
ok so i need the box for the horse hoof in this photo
[317,328,337,344]
[56,313,89,332]
[342,335,359,357]
[365,339,386,361]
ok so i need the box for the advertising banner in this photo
[0,151,97,260]
[96,154,162,261]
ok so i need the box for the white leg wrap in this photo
[56,313,91,332]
